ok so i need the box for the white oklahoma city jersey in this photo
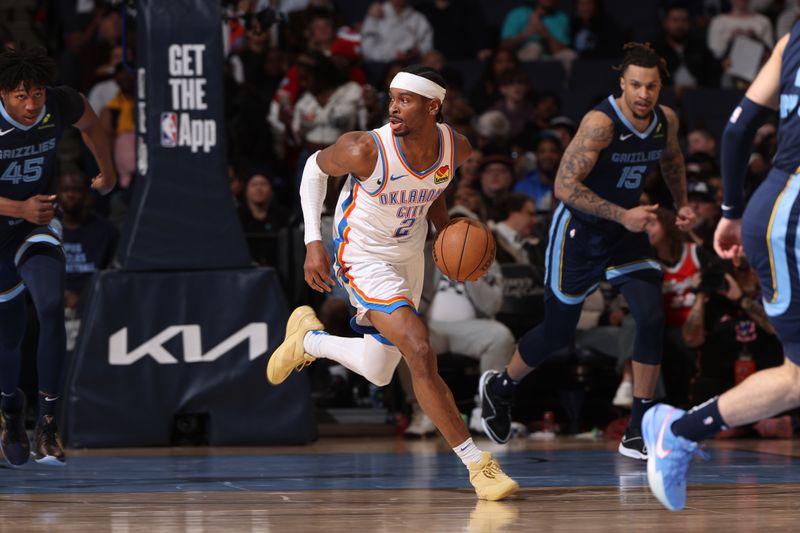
[333,122,456,319]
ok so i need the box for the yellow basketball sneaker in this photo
[468,452,519,501]
[266,306,323,385]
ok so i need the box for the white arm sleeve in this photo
[300,150,328,244]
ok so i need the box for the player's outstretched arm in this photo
[73,94,117,195]
[301,132,377,293]
[715,33,787,262]
[659,106,696,232]
[554,111,656,232]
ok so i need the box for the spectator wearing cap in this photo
[687,179,721,250]
[478,154,516,221]
[550,115,576,150]
[653,3,721,90]
[513,135,563,211]
[361,0,433,63]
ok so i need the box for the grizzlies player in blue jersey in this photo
[0,48,116,466]
[480,43,696,459]
[643,23,800,511]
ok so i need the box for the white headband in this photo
[390,72,446,103]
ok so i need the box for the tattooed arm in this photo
[740,296,776,335]
[660,106,696,231]
[554,111,657,232]
[554,111,622,221]
[682,293,707,348]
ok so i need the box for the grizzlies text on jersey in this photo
[0,85,84,249]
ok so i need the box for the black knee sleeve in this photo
[518,291,583,367]
[619,277,664,365]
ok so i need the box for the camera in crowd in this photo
[221,2,287,31]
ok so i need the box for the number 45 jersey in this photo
[0,85,84,247]
[570,95,668,231]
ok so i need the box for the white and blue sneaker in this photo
[642,403,709,512]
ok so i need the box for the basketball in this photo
[432,218,496,282]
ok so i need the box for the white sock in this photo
[453,437,484,466]
[303,331,402,386]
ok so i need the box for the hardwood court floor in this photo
[1,437,798,532]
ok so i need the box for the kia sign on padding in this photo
[63,269,317,447]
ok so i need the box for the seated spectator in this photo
[490,192,545,266]
[469,48,520,113]
[361,0,433,63]
[686,179,720,250]
[238,172,290,266]
[686,126,717,158]
[653,3,721,89]
[57,171,119,330]
[455,149,482,187]
[490,68,539,145]
[100,64,136,190]
[477,154,516,221]
[403,205,515,436]
[513,134,562,211]
[500,0,577,71]
[473,110,512,155]
[451,182,488,221]
[570,0,617,58]
[707,0,773,85]
[549,115,576,152]
[417,0,491,61]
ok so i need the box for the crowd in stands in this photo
[6,0,799,437]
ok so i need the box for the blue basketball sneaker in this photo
[642,403,709,512]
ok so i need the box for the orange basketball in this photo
[432,218,496,282]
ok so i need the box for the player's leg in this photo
[0,284,30,467]
[368,306,518,500]
[480,205,594,443]
[614,274,664,460]
[643,168,800,511]
[16,244,68,465]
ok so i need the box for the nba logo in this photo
[160,112,177,147]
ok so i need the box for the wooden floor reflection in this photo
[1,438,798,532]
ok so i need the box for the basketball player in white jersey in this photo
[267,65,518,501]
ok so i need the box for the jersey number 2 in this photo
[1,158,45,184]
[395,217,416,237]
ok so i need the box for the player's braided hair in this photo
[614,42,670,81]
[0,47,56,93]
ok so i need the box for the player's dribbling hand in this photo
[91,171,117,196]
[304,240,335,293]
[675,205,696,232]
[622,204,658,233]
[20,195,56,225]
[713,217,744,267]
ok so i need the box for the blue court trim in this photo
[0,447,798,494]
[605,259,662,280]
[0,282,25,303]
[14,233,62,266]
[360,131,388,196]
[0,102,46,131]
[764,173,800,316]
[546,204,591,304]
[607,95,657,139]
